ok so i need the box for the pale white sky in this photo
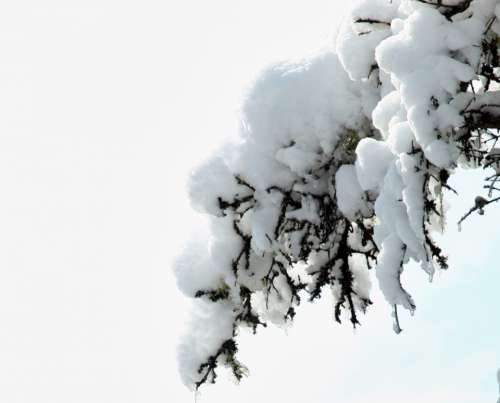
[0,1,498,402]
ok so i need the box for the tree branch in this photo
[462,91,500,129]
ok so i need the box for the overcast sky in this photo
[0,1,498,402]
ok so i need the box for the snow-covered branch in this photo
[176,0,500,390]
